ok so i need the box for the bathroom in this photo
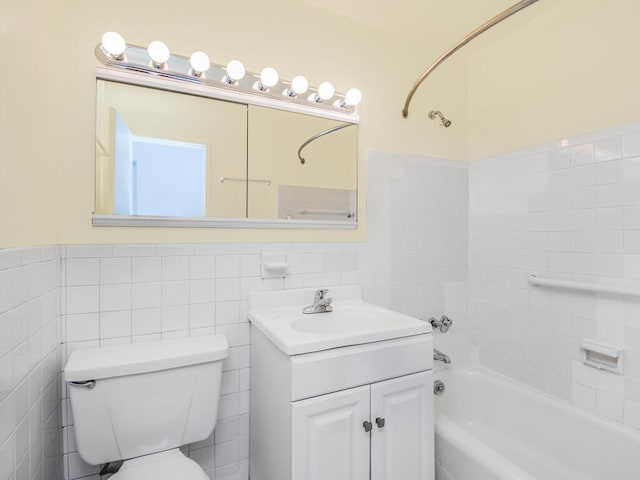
[2,0,640,479]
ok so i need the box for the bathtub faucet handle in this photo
[429,315,453,333]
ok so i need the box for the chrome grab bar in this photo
[529,274,640,297]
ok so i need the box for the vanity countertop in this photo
[248,286,430,355]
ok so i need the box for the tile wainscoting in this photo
[0,246,63,480]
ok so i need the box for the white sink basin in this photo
[290,304,403,334]
[248,286,430,355]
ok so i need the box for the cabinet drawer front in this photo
[291,334,432,401]
[292,386,371,480]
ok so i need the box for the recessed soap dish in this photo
[261,252,290,278]
[581,339,623,374]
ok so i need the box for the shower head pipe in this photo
[402,0,540,118]
[428,110,452,127]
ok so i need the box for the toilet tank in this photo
[64,335,229,465]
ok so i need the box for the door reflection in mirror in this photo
[96,79,247,218]
[113,112,207,217]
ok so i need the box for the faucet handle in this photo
[428,315,453,333]
[314,289,329,300]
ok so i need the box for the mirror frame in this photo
[92,66,359,230]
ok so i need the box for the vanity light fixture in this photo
[309,82,335,103]
[101,32,126,60]
[223,60,246,84]
[189,51,211,78]
[255,67,279,91]
[95,32,362,115]
[148,40,170,69]
[283,75,309,97]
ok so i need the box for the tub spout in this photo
[434,348,451,364]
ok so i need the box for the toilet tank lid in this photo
[64,335,229,382]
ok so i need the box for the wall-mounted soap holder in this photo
[261,252,290,279]
[581,339,623,375]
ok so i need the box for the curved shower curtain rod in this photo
[298,123,355,164]
[402,0,540,118]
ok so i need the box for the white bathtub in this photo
[434,367,640,480]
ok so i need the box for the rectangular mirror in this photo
[94,74,358,229]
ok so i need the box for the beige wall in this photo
[9,1,638,247]
[1,0,469,248]
[467,0,640,159]
[1,1,61,248]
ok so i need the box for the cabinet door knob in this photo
[362,420,373,432]
[375,417,385,428]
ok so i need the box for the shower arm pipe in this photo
[401,0,539,118]
[298,123,355,164]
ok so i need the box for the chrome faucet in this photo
[302,289,333,314]
[434,349,451,364]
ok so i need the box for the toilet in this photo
[64,335,229,479]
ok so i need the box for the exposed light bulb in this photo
[291,75,309,95]
[259,67,279,88]
[318,82,335,101]
[101,31,126,59]
[309,82,335,102]
[283,75,309,97]
[189,51,210,77]
[224,60,245,83]
[344,88,362,106]
[148,40,170,67]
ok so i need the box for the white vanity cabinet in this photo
[250,327,434,480]
[291,371,433,480]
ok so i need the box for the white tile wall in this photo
[364,152,470,364]
[58,151,469,480]
[0,246,63,480]
[469,121,640,429]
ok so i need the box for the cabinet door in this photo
[371,371,434,480]
[292,385,371,480]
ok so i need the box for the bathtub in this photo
[434,366,640,480]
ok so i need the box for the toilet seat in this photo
[111,449,209,480]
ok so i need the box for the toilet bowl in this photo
[110,449,209,480]
[64,335,229,479]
